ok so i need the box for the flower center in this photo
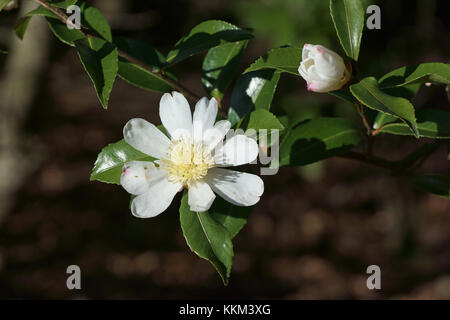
[161,137,214,186]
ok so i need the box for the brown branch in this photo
[32,0,201,103]
[340,141,441,174]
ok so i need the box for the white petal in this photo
[206,168,264,206]
[159,91,193,140]
[188,180,216,212]
[123,118,172,159]
[193,97,218,143]
[120,161,156,195]
[203,120,231,152]
[214,134,259,166]
[131,175,182,218]
[314,48,345,80]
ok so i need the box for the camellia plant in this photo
[3,0,449,284]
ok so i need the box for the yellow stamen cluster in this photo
[161,138,214,186]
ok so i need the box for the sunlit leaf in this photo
[90,139,155,184]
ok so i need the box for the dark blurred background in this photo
[0,0,449,299]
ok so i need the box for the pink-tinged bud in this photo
[298,44,351,93]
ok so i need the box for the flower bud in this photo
[298,44,351,93]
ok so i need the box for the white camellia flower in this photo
[298,44,351,93]
[120,91,264,218]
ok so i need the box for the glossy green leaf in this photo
[166,20,253,66]
[330,0,364,61]
[378,109,450,139]
[244,46,302,75]
[83,6,112,41]
[245,109,284,132]
[228,70,280,126]
[117,59,173,93]
[75,37,118,109]
[279,117,362,167]
[350,77,419,137]
[46,18,85,46]
[202,41,247,100]
[372,112,398,130]
[114,37,173,93]
[180,194,234,285]
[414,175,450,199]
[90,139,155,184]
[379,63,450,89]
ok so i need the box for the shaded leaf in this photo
[228,70,280,126]
[379,63,450,89]
[166,20,253,66]
[75,37,118,109]
[279,117,362,166]
[414,175,450,199]
[330,0,364,60]
[90,139,155,184]
[202,41,247,100]
[378,109,450,139]
[114,37,173,93]
[350,77,419,137]
[83,6,112,41]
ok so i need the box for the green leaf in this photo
[329,89,357,104]
[244,46,302,75]
[202,41,247,100]
[279,117,362,167]
[372,112,398,130]
[46,18,85,46]
[75,37,118,109]
[0,0,11,12]
[113,37,173,93]
[330,0,364,61]
[117,59,173,93]
[350,77,419,137]
[14,16,31,40]
[245,109,284,132]
[228,70,280,126]
[166,20,253,66]
[378,109,450,139]
[48,0,77,9]
[113,37,166,70]
[414,175,450,199]
[83,6,112,41]
[180,193,234,285]
[27,6,58,18]
[90,139,155,184]
[207,197,253,239]
[379,63,450,89]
